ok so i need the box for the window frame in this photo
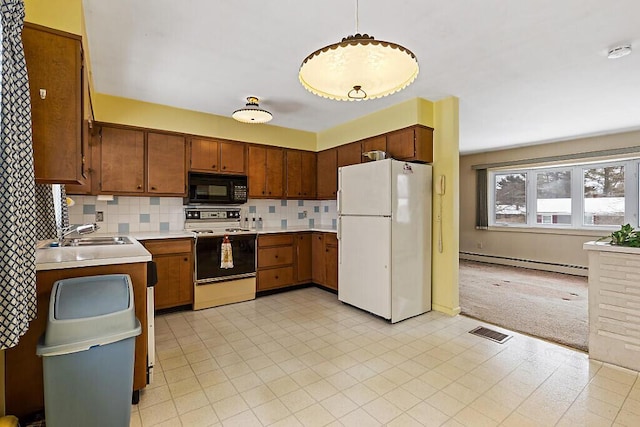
[488,159,639,230]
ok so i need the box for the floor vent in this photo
[469,326,512,344]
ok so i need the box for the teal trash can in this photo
[36,274,141,427]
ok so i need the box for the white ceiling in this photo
[82,0,640,154]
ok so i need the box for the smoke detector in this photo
[607,45,632,59]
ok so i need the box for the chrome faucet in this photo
[58,223,100,243]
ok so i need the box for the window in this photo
[583,166,625,226]
[494,173,526,224]
[488,160,638,229]
[536,170,571,225]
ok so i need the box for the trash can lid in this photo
[37,274,140,356]
[55,275,131,320]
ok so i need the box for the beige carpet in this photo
[459,259,588,352]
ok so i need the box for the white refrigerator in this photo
[337,159,432,323]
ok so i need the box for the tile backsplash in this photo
[67,196,337,232]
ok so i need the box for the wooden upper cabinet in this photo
[99,126,145,193]
[337,141,362,167]
[286,150,317,199]
[265,147,285,198]
[24,24,84,185]
[317,148,337,199]
[361,135,387,162]
[286,150,303,198]
[190,137,219,172]
[147,132,186,195]
[248,145,284,198]
[300,151,317,198]
[97,125,186,196]
[248,145,266,198]
[220,141,246,174]
[386,125,433,163]
[190,138,246,174]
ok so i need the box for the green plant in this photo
[604,224,640,247]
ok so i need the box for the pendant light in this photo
[299,0,419,101]
[232,96,273,123]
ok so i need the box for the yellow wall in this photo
[24,0,82,34]
[431,97,461,315]
[93,94,317,150]
[459,129,640,272]
[317,98,435,150]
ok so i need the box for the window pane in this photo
[495,173,526,224]
[583,166,625,226]
[536,170,571,225]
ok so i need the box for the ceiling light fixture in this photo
[232,96,272,123]
[298,0,418,101]
[607,45,632,59]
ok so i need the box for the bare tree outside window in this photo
[584,166,625,225]
[495,173,526,223]
[536,170,571,224]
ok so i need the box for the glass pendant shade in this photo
[299,34,419,101]
[232,97,273,123]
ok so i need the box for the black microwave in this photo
[186,173,248,205]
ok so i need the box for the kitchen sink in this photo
[59,236,133,247]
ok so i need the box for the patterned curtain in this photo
[35,184,57,240]
[0,0,38,350]
[34,183,69,240]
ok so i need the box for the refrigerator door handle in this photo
[337,189,342,214]
[337,217,342,265]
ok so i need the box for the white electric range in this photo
[184,207,257,309]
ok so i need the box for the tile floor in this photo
[131,287,640,426]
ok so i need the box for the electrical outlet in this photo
[302,210,308,218]
[476,242,483,249]
[95,211,104,222]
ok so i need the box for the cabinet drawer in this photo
[258,267,294,290]
[259,234,294,247]
[325,233,338,246]
[143,239,192,255]
[258,246,294,268]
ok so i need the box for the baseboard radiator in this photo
[459,251,588,277]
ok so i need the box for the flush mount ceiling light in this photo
[607,45,632,59]
[232,96,272,123]
[298,0,418,101]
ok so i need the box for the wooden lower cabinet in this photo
[311,232,338,290]
[4,263,148,419]
[324,234,338,291]
[295,233,312,283]
[311,232,326,284]
[142,238,193,310]
[257,234,295,291]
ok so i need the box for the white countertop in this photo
[36,227,336,271]
[583,240,640,254]
[36,237,152,271]
[258,226,337,234]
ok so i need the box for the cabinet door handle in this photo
[151,186,157,190]
[275,276,279,279]
[275,255,278,259]
[137,185,142,189]
[184,257,188,262]
[222,166,226,170]
[212,164,216,169]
